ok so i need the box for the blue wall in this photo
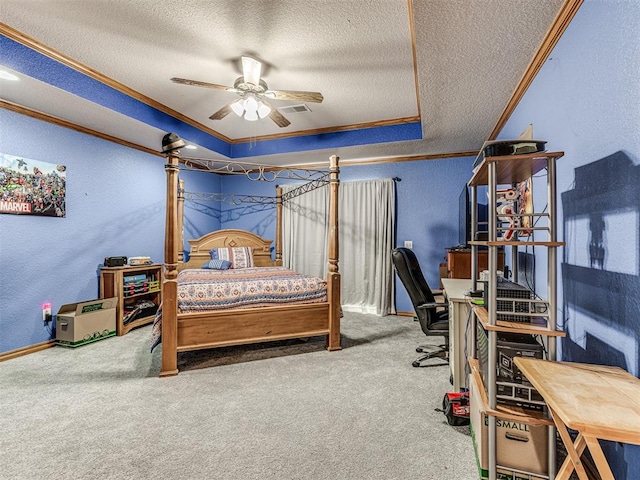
[0,109,219,354]
[498,1,640,477]
[180,171,222,250]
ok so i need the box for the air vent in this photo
[278,104,312,114]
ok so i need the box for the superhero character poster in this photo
[0,153,66,217]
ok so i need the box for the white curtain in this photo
[282,178,396,315]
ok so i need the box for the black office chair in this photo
[392,247,449,367]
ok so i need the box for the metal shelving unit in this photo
[468,151,566,480]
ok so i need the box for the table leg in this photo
[556,433,587,480]
[584,435,615,480]
[550,408,590,480]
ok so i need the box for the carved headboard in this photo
[180,229,281,271]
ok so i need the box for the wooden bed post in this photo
[327,155,342,351]
[177,179,185,263]
[160,152,180,377]
[275,186,283,266]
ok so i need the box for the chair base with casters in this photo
[412,306,449,367]
[391,247,450,368]
[413,343,448,367]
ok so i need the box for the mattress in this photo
[177,266,327,311]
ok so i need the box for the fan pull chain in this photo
[249,122,257,150]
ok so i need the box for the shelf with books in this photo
[99,263,163,336]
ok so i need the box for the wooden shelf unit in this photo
[468,150,564,480]
[99,263,162,336]
[474,306,566,337]
[469,151,564,187]
[469,240,565,247]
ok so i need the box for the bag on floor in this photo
[440,392,470,426]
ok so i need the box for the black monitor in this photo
[459,185,488,246]
[458,186,471,246]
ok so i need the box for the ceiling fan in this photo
[171,56,323,128]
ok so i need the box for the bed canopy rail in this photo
[171,155,336,249]
[160,133,340,377]
[178,156,329,181]
[176,156,334,267]
[178,156,331,204]
[181,177,329,204]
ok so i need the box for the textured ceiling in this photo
[0,0,568,166]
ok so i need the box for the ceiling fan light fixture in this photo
[244,109,259,121]
[257,101,271,119]
[230,99,244,117]
[243,94,258,114]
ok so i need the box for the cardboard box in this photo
[56,298,117,348]
[469,373,549,479]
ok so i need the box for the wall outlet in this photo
[404,240,413,249]
[42,303,52,323]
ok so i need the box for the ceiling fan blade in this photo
[264,89,323,103]
[171,77,237,92]
[209,102,234,120]
[242,56,262,86]
[260,99,290,128]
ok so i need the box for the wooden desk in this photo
[514,358,640,480]
[441,278,473,392]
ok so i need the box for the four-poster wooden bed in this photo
[157,148,341,377]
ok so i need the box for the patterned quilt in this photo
[151,267,327,351]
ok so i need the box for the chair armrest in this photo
[416,302,448,309]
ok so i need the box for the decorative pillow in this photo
[209,247,254,269]
[202,259,232,270]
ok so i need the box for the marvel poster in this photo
[0,153,66,217]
